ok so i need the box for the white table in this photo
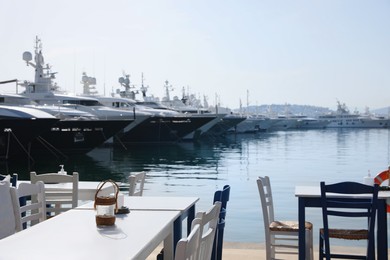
[19,180,115,200]
[78,196,199,248]
[295,186,390,260]
[0,209,180,260]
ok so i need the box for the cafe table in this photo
[295,185,390,260]
[0,209,180,260]
[19,180,115,200]
[77,196,199,248]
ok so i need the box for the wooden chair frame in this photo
[257,176,313,260]
[30,171,79,217]
[128,171,146,196]
[319,181,379,260]
[191,201,222,260]
[10,181,46,232]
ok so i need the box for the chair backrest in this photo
[320,181,379,259]
[211,185,230,260]
[10,181,46,232]
[213,185,230,219]
[256,177,275,238]
[0,178,16,239]
[175,224,201,260]
[191,202,222,260]
[128,171,146,196]
[0,173,18,187]
[30,171,79,216]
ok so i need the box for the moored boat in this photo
[82,73,216,143]
[233,114,276,133]
[0,93,135,156]
[319,101,390,128]
[0,105,59,159]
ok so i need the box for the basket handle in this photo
[94,179,120,212]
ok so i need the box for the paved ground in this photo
[147,241,381,259]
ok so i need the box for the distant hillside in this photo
[233,104,331,117]
[372,106,390,116]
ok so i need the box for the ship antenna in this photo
[388,106,390,166]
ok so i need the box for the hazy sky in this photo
[1,0,389,111]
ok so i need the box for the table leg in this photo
[298,197,306,260]
[377,199,388,260]
[173,205,196,255]
[187,204,195,235]
[173,217,182,253]
[163,223,174,260]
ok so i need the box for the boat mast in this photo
[21,36,58,93]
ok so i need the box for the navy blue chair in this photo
[211,185,230,260]
[319,181,379,260]
[0,173,18,187]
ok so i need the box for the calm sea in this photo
[2,128,390,244]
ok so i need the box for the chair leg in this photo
[305,229,313,260]
[268,234,275,260]
[319,233,323,259]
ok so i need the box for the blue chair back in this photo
[320,181,379,259]
[211,185,230,260]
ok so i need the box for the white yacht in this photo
[233,114,275,133]
[16,37,153,142]
[157,81,228,139]
[79,72,216,143]
[319,101,389,128]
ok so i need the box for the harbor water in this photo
[2,128,390,244]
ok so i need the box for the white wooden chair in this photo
[0,178,16,239]
[257,176,313,260]
[0,173,18,187]
[30,172,79,217]
[174,224,201,260]
[10,181,46,232]
[191,201,222,260]
[128,171,146,196]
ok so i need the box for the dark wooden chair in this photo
[211,185,230,260]
[319,181,379,259]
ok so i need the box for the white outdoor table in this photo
[0,209,180,260]
[295,186,390,260]
[77,196,199,250]
[19,180,115,200]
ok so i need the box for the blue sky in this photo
[1,0,389,111]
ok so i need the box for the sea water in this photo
[2,128,390,244]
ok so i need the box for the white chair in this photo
[10,181,46,232]
[0,178,16,239]
[257,176,313,260]
[175,224,201,260]
[0,173,18,187]
[30,171,79,216]
[128,171,146,196]
[191,201,222,260]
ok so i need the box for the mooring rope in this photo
[5,130,35,162]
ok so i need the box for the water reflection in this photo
[1,129,389,243]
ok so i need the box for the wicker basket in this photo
[94,180,119,226]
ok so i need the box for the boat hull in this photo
[30,119,133,156]
[203,115,246,137]
[0,118,59,159]
[321,118,389,128]
[115,116,215,144]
